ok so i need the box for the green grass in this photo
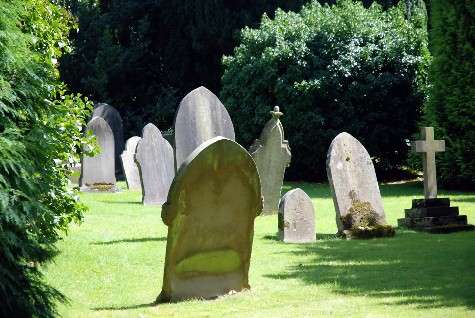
[44,181,475,317]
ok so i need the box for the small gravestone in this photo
[326,132,393,238]
[93,103,124,172]
[278,188,315,243]
[79,117,118,192]
[398,127,474,233]
[174,86,235,168]
[250,106,291,215]
[158,137,262,302]
[135,123,174,205]
[120,136,142,190]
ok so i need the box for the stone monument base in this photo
[398,198,474,233]
[80,183,120,193]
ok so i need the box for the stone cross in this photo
[412,127,445,199]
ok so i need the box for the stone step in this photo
[405,206,459,218]
[412,198,450,209]
[398,215,468,228]
[424,224,475,234]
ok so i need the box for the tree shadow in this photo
[90,237,166,245]
[265,231,475,310]
[92,301,156,311]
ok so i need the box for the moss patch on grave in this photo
[175,249,241,276]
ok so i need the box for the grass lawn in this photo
[43,181,475,317]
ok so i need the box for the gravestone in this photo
[158,137,262,302]
[120,136,142,190]
[135,123,174,205]
[278,188,315,243]
[174,86,235,168]
[92,103,124,172]
[79,117,117,192]
[250,106,291,215]
[398,127,474,233]
[326,132,392,238]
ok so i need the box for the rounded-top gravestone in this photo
[120,136,142,190]
[278,188,315,243]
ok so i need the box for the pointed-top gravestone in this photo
[250,106,291,215]
[158,137,262,303]
[120,136,142,190]
[278,188,315,243]
[326,132,387,235]
[80,117,117,192]
[174,86,235,168]
[93,103,124,172]
[135,123,174,205]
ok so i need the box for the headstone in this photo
[135,123,174,205]
[326,132,389,236]
[398,127,474,233]
[174,86,235,168]
[79,117,117,191]
[250,106,291,215]
[278,188,315,243]
[158,137,262,302]
[120,136,142,190]
[92,103,124,172]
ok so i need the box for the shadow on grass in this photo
[265,231,475,310]
[452,197,475,203]
[92,301,156,311]
[98,200,142,205]
[91,237,166,245]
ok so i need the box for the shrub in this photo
[221,0,430,181]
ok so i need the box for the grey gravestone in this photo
[174,86,235,169]
[79,117,117,191]
[250,106,291,215]
[120,136,142,190]
[93,103,124,172]
[158,137,262,302]
[326,132,386,233]
[278,188,315,243]
[135,123,174,205]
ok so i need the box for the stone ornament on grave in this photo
[398,127,474,233]
[120,136,142,190]
[135,123,175,205]
[250,106,291,215]
[79,117,118,192]
[278,188,316,243]
[174,86,235,169]
[158,137,262,302]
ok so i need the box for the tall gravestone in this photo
[158,137,262,302]
[120,136,142,190]
[326,132,392,238]
[79,117,117,192]
[250,106,291,215]
[92,103,124,173]
[398,127,474,233]
[135,123,174,205]
[278,188,315,243]
[174,86,235,169]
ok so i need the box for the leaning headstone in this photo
[135,123,174,205]
[174,86,235,168]
[250,106,291,215]
[79,117,118,192]
[120,136,142,190]
[326,132,393,238]
[158,137,262,302]
[398,127,474,233]
[278,188,315,243]
[92,103,124,172]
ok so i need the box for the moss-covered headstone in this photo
[158,137,262,302]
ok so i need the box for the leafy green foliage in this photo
[221,0,430,180]
[0,0,93,316]
[426,1,475,189]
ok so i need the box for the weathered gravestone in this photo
[120,136,142,190]
[250,106,291,215]
[174,86,235,169]
[278,188,315,243]
[158,137,262,302]
[92,103,124,172]
[135,123,174,205]
[398,127,474,233]
[79,117,118,192]
[326,132,393,238]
